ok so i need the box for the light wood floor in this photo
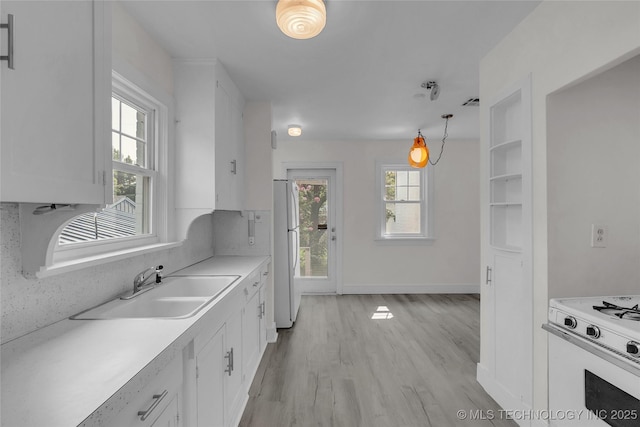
[240,294,516,427]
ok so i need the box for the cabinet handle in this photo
[486,266,492,285]
[258,303,263,319]
[225,348,234,376]
[138,390,168,421]
[1,14,14,69]
[230,159,237,175]
[253,281,259,287]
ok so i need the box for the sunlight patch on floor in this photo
[371,305,394,320]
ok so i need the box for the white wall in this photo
[547,55,640,298]
[273,137,480,292]
[112,1,173,97]
[479,0,640,414]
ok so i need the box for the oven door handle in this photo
[543,323,640,377]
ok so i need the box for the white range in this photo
[544,295,640,427]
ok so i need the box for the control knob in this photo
[563,316,577,329]
[586,325,601,339]
[627,341,640,357]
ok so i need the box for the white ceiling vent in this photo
[462,98,480,106]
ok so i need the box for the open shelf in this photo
[490,175,522,204]
[490,204,522,252]
[490,141,522,177]
[489,89,524,253]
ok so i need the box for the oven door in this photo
[545,324,640,427]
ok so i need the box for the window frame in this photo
[53,72,169,263]
[374,160,435,244]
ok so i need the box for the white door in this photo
[286,168,340,294]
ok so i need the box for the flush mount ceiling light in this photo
[408,114,453,168]
[288,124,302,137]
[276,0,326,40]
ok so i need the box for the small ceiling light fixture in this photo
[276,0,326,40]
[408,114,453,168]
[288,124,302,137]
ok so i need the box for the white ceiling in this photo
[121,0,540,142]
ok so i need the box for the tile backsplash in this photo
[213,210,271,256]
[0,203,216,343]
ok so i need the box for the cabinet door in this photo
[259,284,267,353]
[196,325,225,427]
[0,0,110,204]
[214,79,233,209]
[224,308,244,426]
[242,290,261,380]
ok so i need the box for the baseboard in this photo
[341,283,480,294]
[476,363,542,427]
[266,322,278,343]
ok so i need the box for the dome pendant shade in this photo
[276,0,326,39]
[408,134,429,168]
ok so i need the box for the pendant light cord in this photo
[428,115,450,166]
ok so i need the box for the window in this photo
[55,72,168,262]
[375,161,434,242]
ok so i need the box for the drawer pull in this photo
[253,281,259,287]
[138,390,168,421]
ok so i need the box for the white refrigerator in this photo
[273,179,301,328]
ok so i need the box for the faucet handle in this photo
[154,265,164,283]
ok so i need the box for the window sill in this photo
[374,237,436,246]
[36,241,183,279]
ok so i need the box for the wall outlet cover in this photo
[591,224,607,248]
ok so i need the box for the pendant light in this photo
[276,0,326,40]
[408,114,453,168]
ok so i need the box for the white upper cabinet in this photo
[174,60,245,239]
[0,0,111,204]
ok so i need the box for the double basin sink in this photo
[71,275,240,320]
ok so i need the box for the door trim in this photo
[281,162,344,295]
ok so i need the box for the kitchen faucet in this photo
[121,265,163,299]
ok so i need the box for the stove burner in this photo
[593,301,640,321]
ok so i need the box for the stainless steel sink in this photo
[71,275,240,320]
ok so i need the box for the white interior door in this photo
[286,168,339,294]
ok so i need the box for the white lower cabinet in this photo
[243,264,269,381]
[112,261,270,427]
[224,308,245,425]
[112,353,183,427]
[196,324,226,427]
[195,308,246,427]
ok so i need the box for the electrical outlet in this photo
[591,224,607,248]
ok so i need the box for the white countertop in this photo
[1,256,269,427]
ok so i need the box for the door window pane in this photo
[296,179,328,278]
